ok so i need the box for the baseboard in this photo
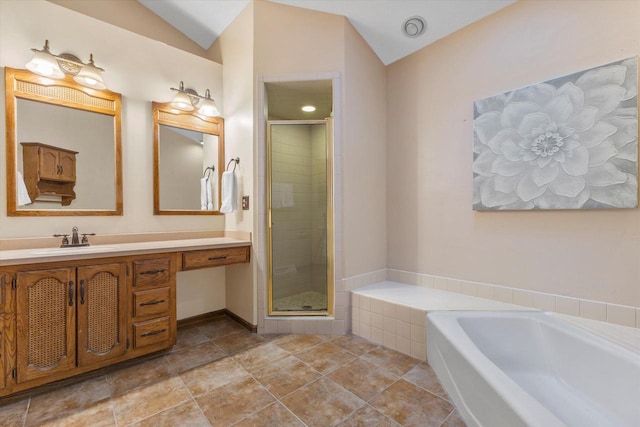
[177,309,227,329]
[224,309,258,333]
[177,309,258,333]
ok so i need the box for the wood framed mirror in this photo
[5,67,123,216]
[152,102,224,215]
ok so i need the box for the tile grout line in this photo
[238,360,310,427]
[21,396,31,427]
[438,408,458,427]
[176,370,213,427]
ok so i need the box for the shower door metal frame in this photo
[266,119,334,316]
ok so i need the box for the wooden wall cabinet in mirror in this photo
[152,102,224,215]
[5,67,123,216]
[21,142,78,206]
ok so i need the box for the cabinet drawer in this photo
[133,258,171,287]
[133,288,170,318]
[133,317,170,349]
[182,246,250,270]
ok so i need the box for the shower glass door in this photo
[267,120,333,315]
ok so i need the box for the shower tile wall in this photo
[271,124,326,301]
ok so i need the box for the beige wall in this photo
[343,22,388,278]
[387,0,640,307]
[0,0,226,319]
[214,2,256,324]
[253,1,344,76]
[47,0,209,60]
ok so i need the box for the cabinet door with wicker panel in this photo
[77,263,128,367]
[16,268,76,383]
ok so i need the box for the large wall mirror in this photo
[5,67,123,216]
[152,102,224,215]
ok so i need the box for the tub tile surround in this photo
[349,273,640,359]
[345,268,639,329]
[352,282,531,361]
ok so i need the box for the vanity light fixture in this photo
[73,54,107,90]
[26,40,108,89]
[170,81,196,111]
[25,40,64,78]
[170,82,220,117]
[301,105,316,112]
[198,89,220,117]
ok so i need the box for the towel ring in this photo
[202,165,215,178]
[226,157,240,172]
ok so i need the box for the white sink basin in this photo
[31,246,116,256]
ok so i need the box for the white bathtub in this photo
[427,311,640,427]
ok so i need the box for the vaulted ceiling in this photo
[138,0,516,65]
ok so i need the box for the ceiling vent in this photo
[402,16,426,38]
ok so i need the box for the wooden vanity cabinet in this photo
[0,243,248,397]
[76,263,128,367]
[15,262,128,383]
[16,267,77,383]
[129,256,176,355]
[182,246,250,270]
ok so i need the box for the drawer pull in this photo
[140,269,166,275]
[140,328,167,337]
[208,256,227,261]
[140,299,166,306]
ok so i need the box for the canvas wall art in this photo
[473,57,637,210]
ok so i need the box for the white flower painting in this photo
[473,57,638,210]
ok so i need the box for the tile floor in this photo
[0,316,467,427]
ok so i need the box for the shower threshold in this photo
[273,290,327,312]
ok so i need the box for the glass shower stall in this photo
[267,120,333,315]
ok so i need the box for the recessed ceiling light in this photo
[302,105,316,112]
[402,16,426,38]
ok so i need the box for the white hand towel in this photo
[206,177,213,211]
[17,171,32,206]
[220,171,237,213]
[200,177,209,210]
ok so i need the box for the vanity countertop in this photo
[0,237,251,266]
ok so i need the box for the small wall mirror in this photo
[152,102,224,215]
[5,67,123,216]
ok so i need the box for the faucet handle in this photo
[53,234,70,246]
[81,233,96,245]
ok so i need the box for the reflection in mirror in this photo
[153,102,224,215]
[5,67,123,216]
[159,125,219,211]
[16,99,115,210]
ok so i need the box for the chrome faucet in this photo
[71,226,80,245]
[53,226,95,247]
